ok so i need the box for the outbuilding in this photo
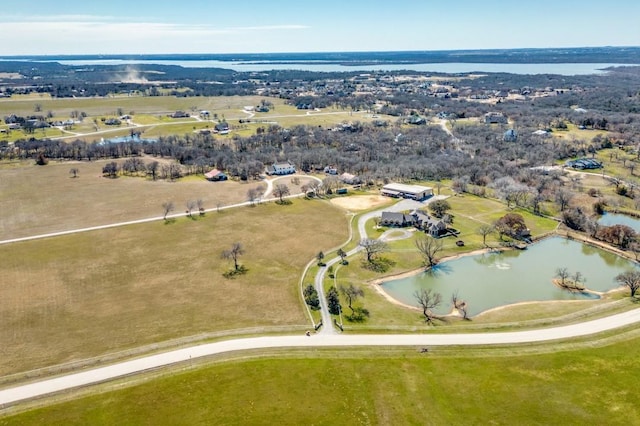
[381,183,433,201]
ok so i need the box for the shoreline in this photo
[370,236,630,318]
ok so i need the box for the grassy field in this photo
[4,332,640,425]
[0,95,386,142]
[0,159,268,240]
[0,199,348,375]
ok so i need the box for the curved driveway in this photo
[314,196,446,333]
[2,307,640,406]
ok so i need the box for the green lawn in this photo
[4,334,640,425]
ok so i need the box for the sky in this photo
[1,0,638,56]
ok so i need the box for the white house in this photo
[267,162,296,175]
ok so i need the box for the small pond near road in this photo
[381,236,636,317]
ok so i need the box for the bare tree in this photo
[615,270,640,297]
[217,201,224,213]
[186,200,196,217]
[414,288,442,324]
[339,284,364,316]
[451,291,469,320]
[222,242,245,272]
[273,183,290,203]
[197,199,205,216]
[69,167,79,178]
[359,238,388,263]
[147,161,159,181]
[247,188,259,206]
[555,188,574,212]
[162,201,174,221]
[555,267,570,286]
[477,224,494,247]
[337,248,348,265]
[415,235,443,267]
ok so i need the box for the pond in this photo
[381,237,636,317]
[598,212,640,231]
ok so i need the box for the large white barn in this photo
[381,183,433,201]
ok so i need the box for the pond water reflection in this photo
[381,237,635,316]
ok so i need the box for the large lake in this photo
[381,237,635,317]
[44,60,623,75]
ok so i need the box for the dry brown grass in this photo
[0,199,348,375]
[0,159,266,240]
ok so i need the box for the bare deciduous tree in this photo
[222,242,245,271]
[477,224,494,247]
[69,167,79,178]
[337,248,348,265]
[273,183,290,203]
[186,200,196,217]
[555,188,574,212]
[247,188,259,206]
[451,290,469,320]
[415,235,443,267]
[414,288,442,324]
[359,238,388,263]
[339,284,364,316]
[555,267,570,286]
[162,201,174,220]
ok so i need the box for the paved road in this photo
[2,307,640,406]
[314,196,446,334]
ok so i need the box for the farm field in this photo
[0,199,349,375]
[0,159,269,240]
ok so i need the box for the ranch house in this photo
[267,162,296,175]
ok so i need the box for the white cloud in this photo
[0,17,310,55]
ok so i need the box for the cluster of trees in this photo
[101,159,182,181]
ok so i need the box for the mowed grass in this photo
[327,193,561,329]
[0,199,348,375]
[0,159,267,240]
[5,336,640,425]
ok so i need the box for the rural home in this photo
[324,165,338,175]
[204,169,228,181]
[484,112,508,124]
[380,212,416,227]
[267,162,296,175]
[412,210,448,237]
[214,122,230,134]
[381,183,433,201]
[503,129,518,142]
[340,172,360,185]
[380,210,447,237]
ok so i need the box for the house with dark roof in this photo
[380,212,416,227]
[484,112,508,124]
[379,210,448,237]
[413,210,447,237]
